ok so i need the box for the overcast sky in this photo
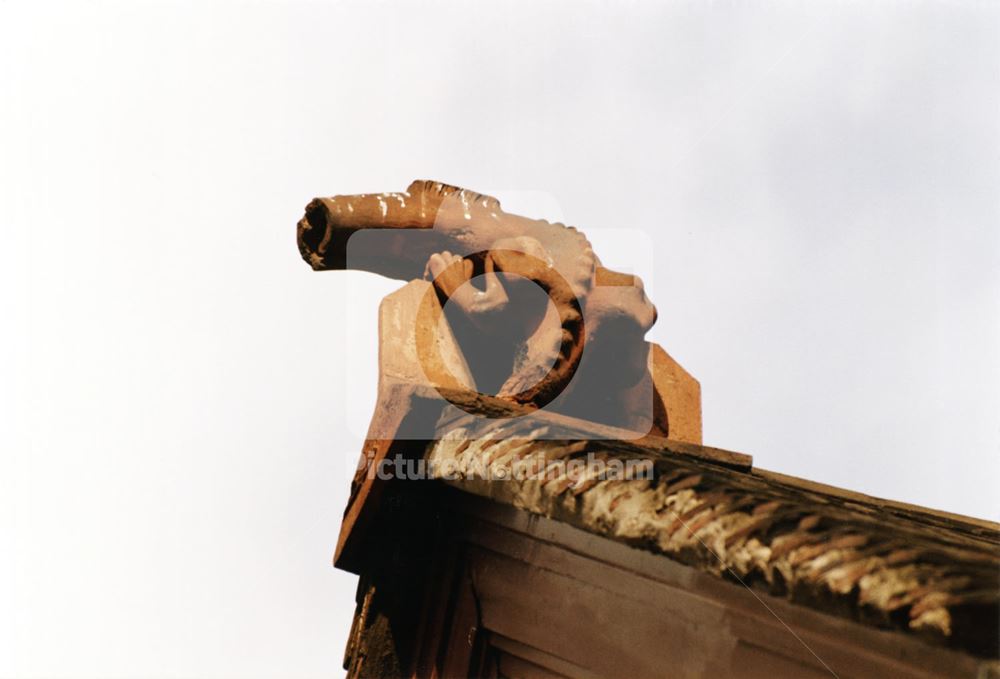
[2,1,998,677]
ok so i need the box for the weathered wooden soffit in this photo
[297,180,1000,661]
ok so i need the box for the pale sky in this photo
[2,1,998,677]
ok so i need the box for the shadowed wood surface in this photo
[341,479,998,678]
[335,385,998,676]
[425,411,1000,660]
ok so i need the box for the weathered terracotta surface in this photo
[297,179,696,437]
[649,343,702,445]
